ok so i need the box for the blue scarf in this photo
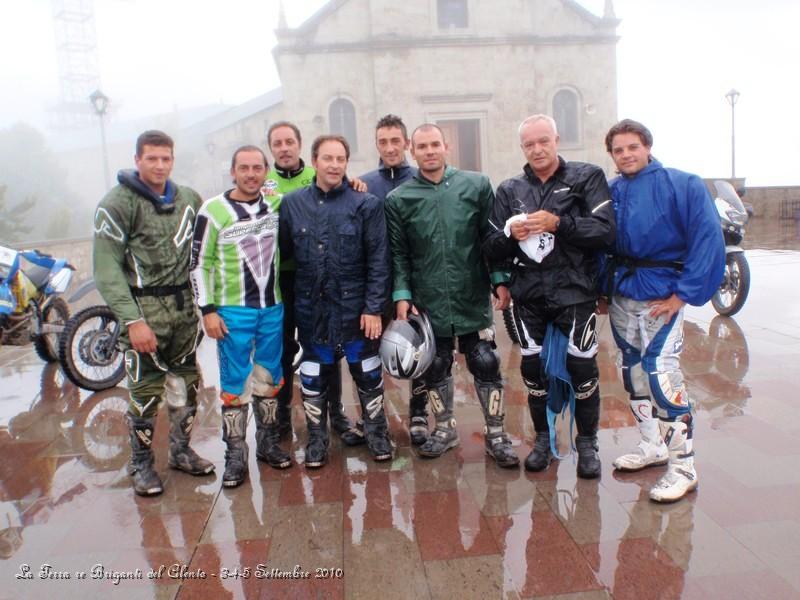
[542,322,576,459]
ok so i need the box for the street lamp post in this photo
[89,89,111,190]
[725,88,740,179]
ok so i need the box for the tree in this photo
[0,123,77,241]
[0,186,34,243]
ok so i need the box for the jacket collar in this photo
[117,169,176,213]
[523,156,567,184]
[312,175,350,199]
[275,158,307,180]
[414,164,454,186]
[623,158,663,179]
[377,159,412,180]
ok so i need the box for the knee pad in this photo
[164,372,188,408]
[423,349,453,386]
[349,355,383,393]
[466,340,500,384]
[520,354,547,398]
[566,355,599,401]
[298,361,323,397]
[252,364,282,398]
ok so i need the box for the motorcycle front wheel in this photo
[59,305,125,391]
[33,297,69,362]
[711,253,750,317]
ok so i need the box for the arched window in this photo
[553,89,580,145]
[329,98,358,154]
[438,0,468,28]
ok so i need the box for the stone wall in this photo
[743,186,800,219]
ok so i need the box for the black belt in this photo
[607,255,684,299]
[130,282,190,310]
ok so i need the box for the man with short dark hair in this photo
[279,135,392,468]
[264,122,361,446]
[484,114,615,479]
[385,124,518,467]
[358,115,428,445]
[603,118,724,502]
[94,130,214,497]
[191,145,287,487]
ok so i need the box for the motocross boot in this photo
[127,415,163,496]
[408,378,429,446]
[475,381,519,468]
[649,417,698,503]
[417,377,459,458]
[574,386,602,479]
[357,383,394,462]
[253,395,292,469]
[221,404,249,488]
[524,393,553,472]
[303,390,330,468]
[167,406,215,476]
[613,398,668,471]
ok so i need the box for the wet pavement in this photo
[1,223,800,599]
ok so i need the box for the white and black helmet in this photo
[379,310,436,380]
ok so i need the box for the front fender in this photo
[67,279,98,303]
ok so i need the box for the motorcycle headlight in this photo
[727,208,747,226]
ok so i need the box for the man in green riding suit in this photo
[93,130,214,496]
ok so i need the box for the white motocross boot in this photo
[649,418,698,503]
[613,398,668,471]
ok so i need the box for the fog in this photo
[0,0,797,241]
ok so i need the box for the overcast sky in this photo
[1,0,798,185]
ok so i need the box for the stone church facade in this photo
[204,0,619,185]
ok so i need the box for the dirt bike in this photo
[57,279,125,391]
[0,245,74,361]
[710,180,750,316]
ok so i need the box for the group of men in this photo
[93,111,723,504]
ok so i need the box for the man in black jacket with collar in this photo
[483,114,615,479]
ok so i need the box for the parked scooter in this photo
[711,180,750,316]
[0,245,74,361]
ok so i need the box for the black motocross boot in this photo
[303,390,330,468]
[524,394,553,472]
[167,406,215,475]
[357,383,394,462]
[575,388,601,479]
[408,378,429,446]
[221,404,249,487]
[127,415,163,496]
[417,377,459,458]
[475,381,519,468]
[253,395,292,469]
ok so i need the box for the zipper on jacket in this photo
[434,182,454,329]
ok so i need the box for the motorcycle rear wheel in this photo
[59,305,125,391]
[711,253,750,317]
[33,297,69,362]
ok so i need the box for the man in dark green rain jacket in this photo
[384,124,518,467]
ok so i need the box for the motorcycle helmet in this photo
[380,309,435,379]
